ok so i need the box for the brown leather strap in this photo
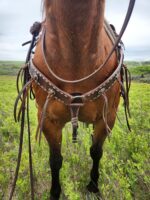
[36,93,52,145]
[70,103,83,143]
[29,61,72,104]
[29,47,124,105]
[83,48,123,102]
[10,22,41,200]
[27,95,34,200]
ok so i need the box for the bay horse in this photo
[34,1,118,199]
[11,0,135,200]
[32,1,120,199]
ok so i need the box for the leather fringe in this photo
[102,93,112,135]
[14,79,33,122]
[36,93,51,145]
[119,64,131,131]
[101,63,132,135]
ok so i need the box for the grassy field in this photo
[126,61,150,83]
[0,61,150,200]
[0,61,23,76]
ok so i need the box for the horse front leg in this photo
[87,104,118,194]
[42,118,63,200]
[49,143,63,200]
[87,120,107,194]
[87,142,103,193]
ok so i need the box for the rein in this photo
[9,23,42,200]
[9,0,135,199]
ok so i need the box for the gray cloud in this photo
[0,0,42,60]
[106,0,150,48]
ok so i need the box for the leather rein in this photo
[9,0,135,199]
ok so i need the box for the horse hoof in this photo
[50,195,59,200]
[87,181,99,193]
[50,186,61,200]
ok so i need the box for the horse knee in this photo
[90,144,103,161]
[50,154,63,171]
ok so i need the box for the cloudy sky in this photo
[0,0,150,61]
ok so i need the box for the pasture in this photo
[0,61,149,200]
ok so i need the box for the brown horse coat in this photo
[32,0,121,198]
[33,0,120,139]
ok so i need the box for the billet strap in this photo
[70,103,83,143]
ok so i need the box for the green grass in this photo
[0,60,150,81]
[128,65,150,75]
[126,61,150,83]
[0,61,23,76]
[0,62,150,200]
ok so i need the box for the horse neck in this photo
[44,0,106,70]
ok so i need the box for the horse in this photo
[32,1,120,199]
[11,0,135,199]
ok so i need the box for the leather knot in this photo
[30,22,41,36]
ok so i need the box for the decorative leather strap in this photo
[29,47,123,105]
[29,60,73,105]
[70,103,83,143]
[29,19,125,105]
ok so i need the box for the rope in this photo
[36,93,51,145]
[9,75,27,200]
[117,75,131,132]
[27,95,35,200]
[10,21,41,200]
[102,94,112,135]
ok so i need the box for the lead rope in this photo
[9,22,41,200]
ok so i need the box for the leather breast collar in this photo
[28,21,125,142]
